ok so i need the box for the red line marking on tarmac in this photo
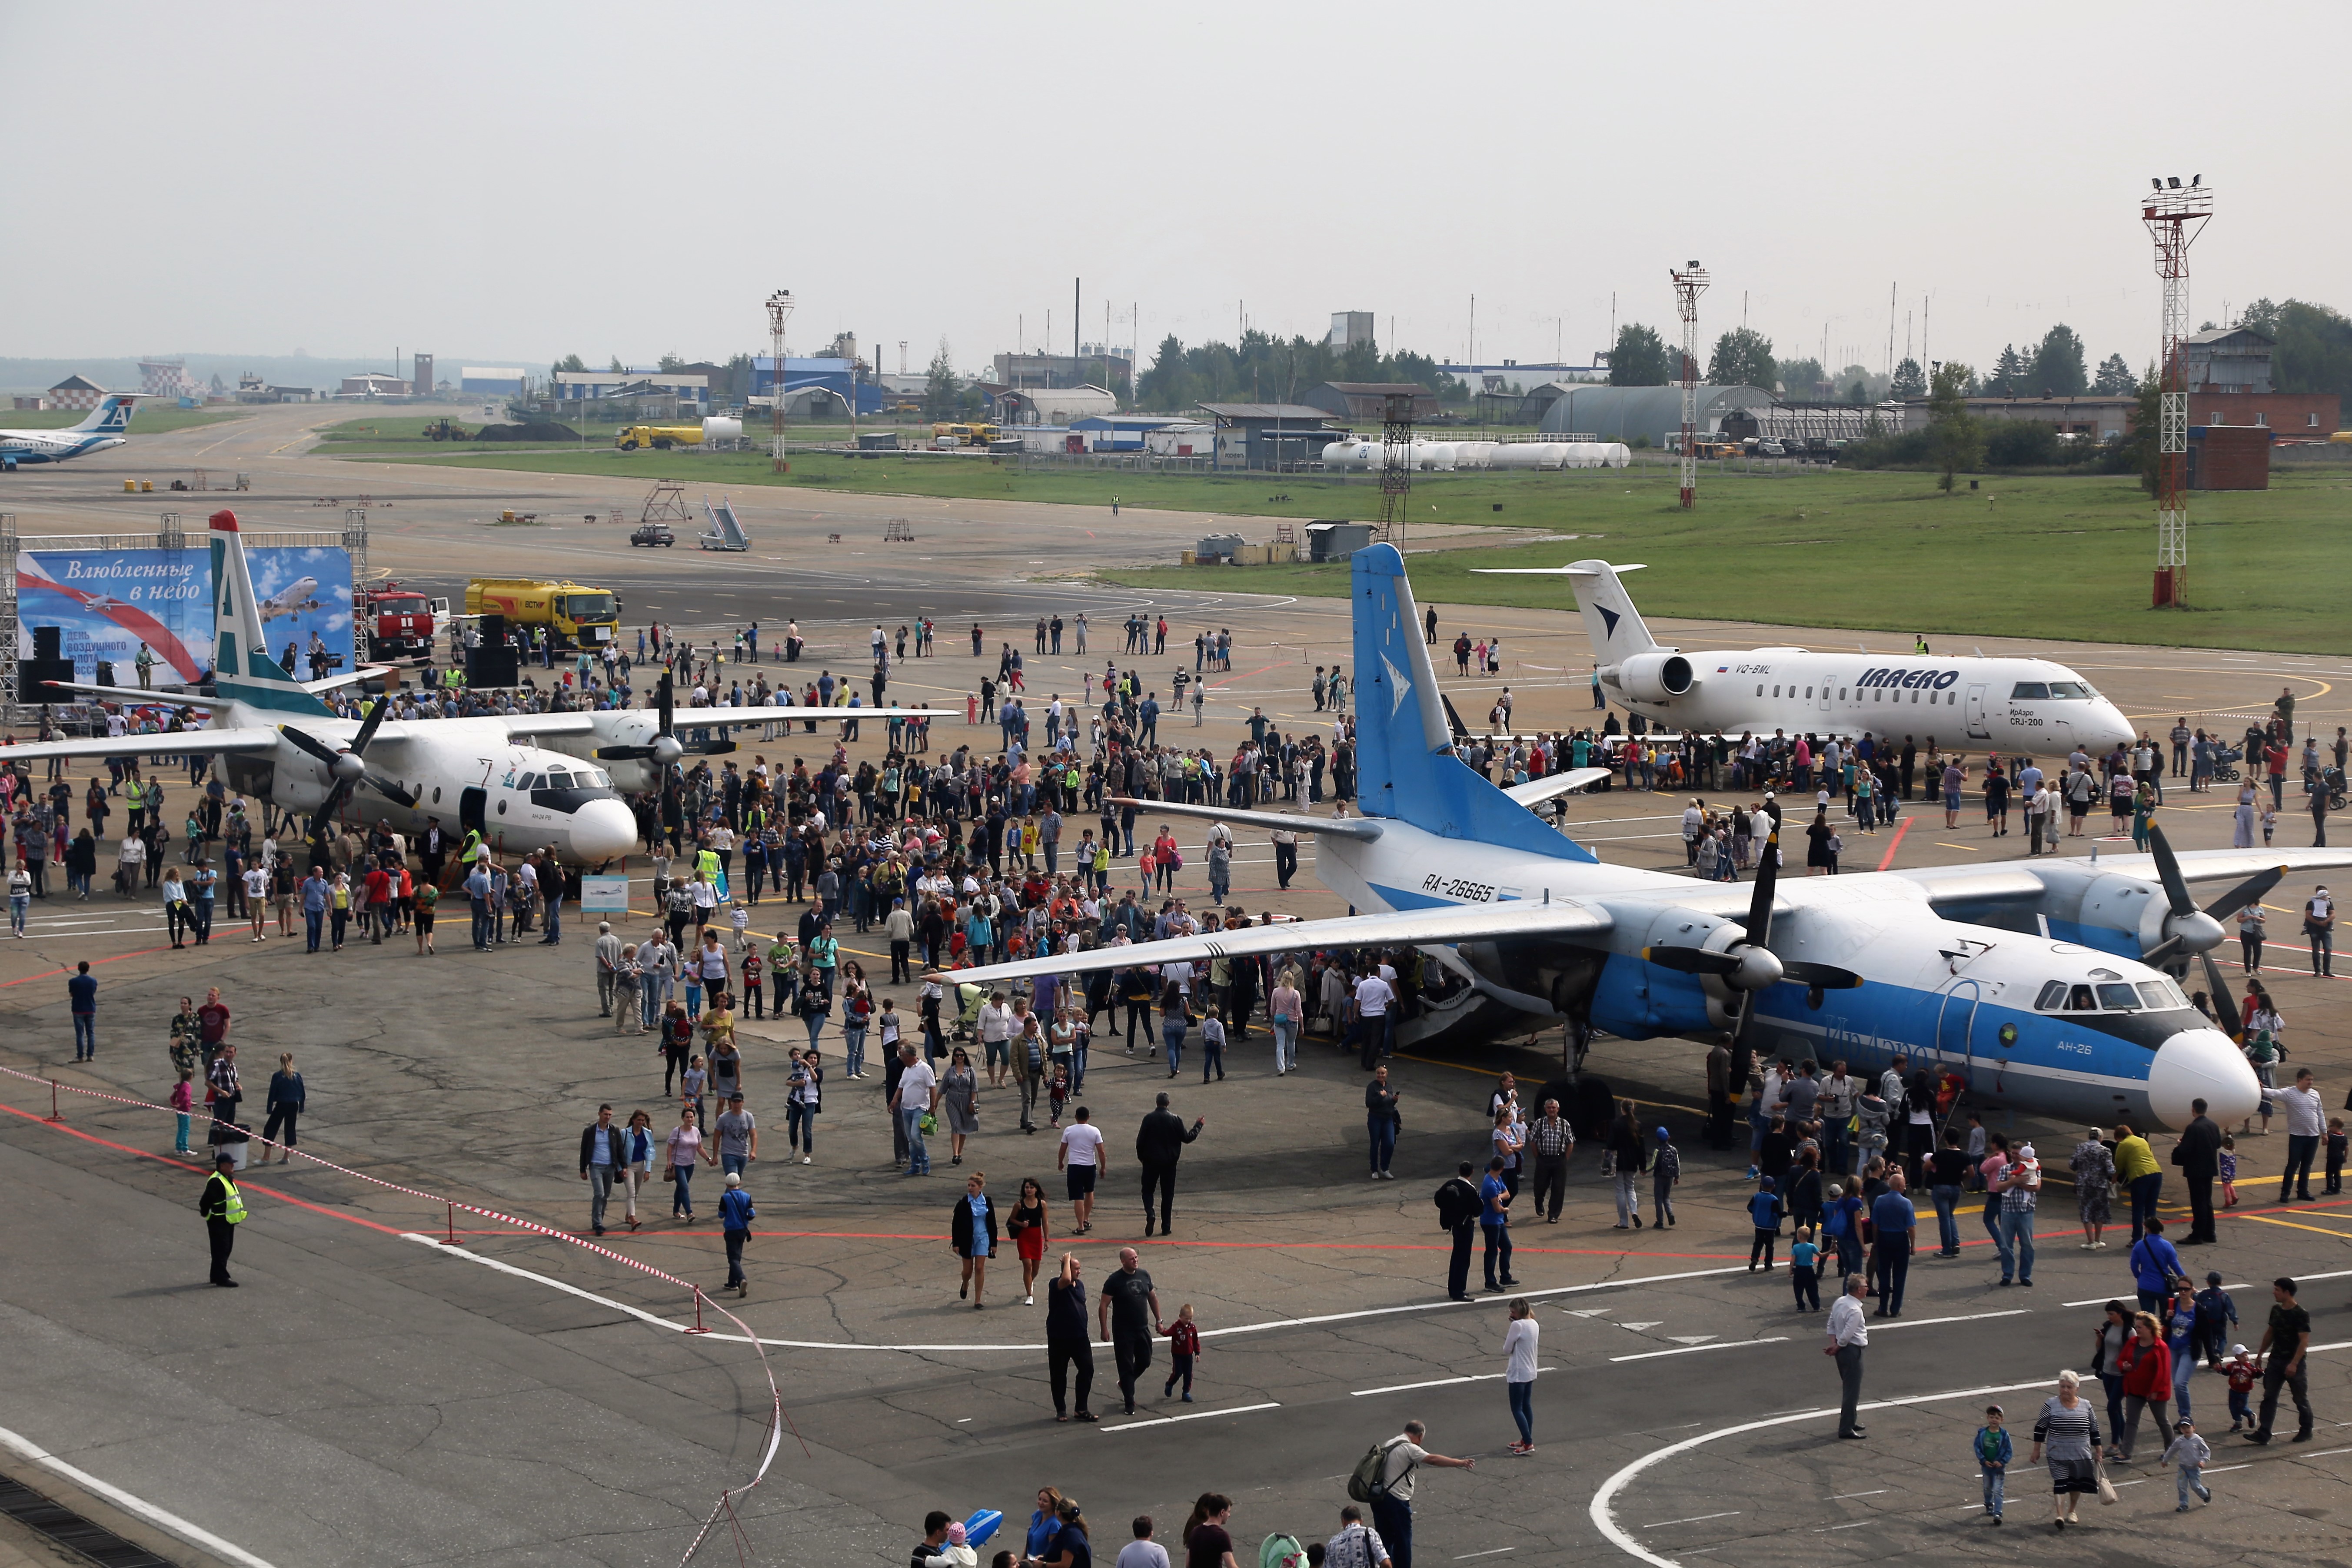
[1875,817,1913,871]
[1208,661,1280,689]
[0,942,180,987]
[0,1100,408,1233]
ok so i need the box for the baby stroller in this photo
[2209,744,2243,784]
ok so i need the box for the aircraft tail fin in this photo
[1562,560,1658,659]
[70,394,145,435]
[1351,544,1594,863]
[207,509,331,715]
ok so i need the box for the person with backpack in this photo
[1349,1420,1473,1568]
[1434,1162,1481,1303]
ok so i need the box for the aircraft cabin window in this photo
[1773,685,1781,697]
[1756,684,1764,697]
[1839,688,1847,700]
[2011,682,2050,700]
[2095,983,2141,1010]
[2036,980,2069,1010]
[1805,686,1813,698]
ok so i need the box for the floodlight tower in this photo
[766,289,794,475]
[2142,177,2210,606]
[1671,262,1710,509]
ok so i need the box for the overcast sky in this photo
[8,3,2344,382]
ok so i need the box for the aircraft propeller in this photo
[596,672,686,767]
[281,696,410,842]
[2141,823,2279,1038]
[1643,824,1862,1083]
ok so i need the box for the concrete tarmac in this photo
[2,407,2349,1564]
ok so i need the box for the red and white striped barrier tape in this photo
[0,1062,793,1566]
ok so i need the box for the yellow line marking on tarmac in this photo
[2236,1213,2352,1241]
[1935,843,1980,852]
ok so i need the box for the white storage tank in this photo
[701,416,744,442]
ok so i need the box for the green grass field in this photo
[325,433,2352,654]
[1108,468,2352,654]
[3,406,243,434]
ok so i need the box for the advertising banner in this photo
[14,545,353,683]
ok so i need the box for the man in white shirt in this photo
[892,1044,939,1176]
[242,863,270,942]
[2281,1066,2326,1202]
[1354,971,1397,1069]
[1825,1272,1870,1438]
[1058,1106,1107,1233]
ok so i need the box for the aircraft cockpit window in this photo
[2068,984,2099,1011]
[2095,983,2141,1010]
[589,769,612,787]
[2138,980,2186,1010]
[519,773,541,790]
[546,771,573,788]
[2036,980,2068,1010]
[2046,681,2090,699]
[2010,682,2050,700]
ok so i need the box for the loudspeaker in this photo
[19,658,76,701]
[467,646,518,689]
[31,625,61,661]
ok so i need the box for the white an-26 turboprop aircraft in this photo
[1480,558,2137,755]
[948,544,2343,1130]
[1,508,952,864]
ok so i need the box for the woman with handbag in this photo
[2030,1368,2107,1529]
[950,1171,998,1309]
[2114,1309,2175,1460]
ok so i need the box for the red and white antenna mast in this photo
[2142,177,2209,606]
[1671,262,1709,509]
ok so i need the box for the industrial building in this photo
[746,358,882,417]
[1301,382,1441,422]
[1196,402,1339,469]
[1069,414,1196,452]
[461,367,528,395]
[1534,383,1776,445]
[43,375,106,412]
[998,385,1118,425]
[2189,425,2271,490]
[1327,312,1375,350]
[554,370,709,408]
[991,349,1134,392]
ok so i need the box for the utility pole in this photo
[766,289,793,474]
[1671,262,1710,509]
[2144,176,2212,607]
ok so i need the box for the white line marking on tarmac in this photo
[1101,1402,1279,1432]
[0,1421,280,1568]
[1641,1512,1739,1529]
[1869,1310,2030,1330]
[1612,1338,1786,1362]
[1353,1368,1552,1396]
[1453,1550,1515,1558]
[2063,1266,2352,1308]
[1829,1490,1888,1499]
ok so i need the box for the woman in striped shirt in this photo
[2030,1369,2105,1530]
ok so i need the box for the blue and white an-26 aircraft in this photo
[950,545,2349,1130]
[0,394,148,471]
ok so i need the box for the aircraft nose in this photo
[2148,1028,2261,1130]
[568,798,638,863]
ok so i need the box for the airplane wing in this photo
[1504,767,1613,808]
[942,898,1615,987]
[1102,797,1385,840]
[1885,848,2352,906]
[35,681,213,710]
[493,706,960,740]
[303,668,396,695]
[0,728,281,761]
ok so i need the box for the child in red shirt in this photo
[1161,1303,1202,1402]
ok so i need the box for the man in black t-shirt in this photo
[2249,1276,2315,1443]
[1097,1248,1161,1415]
[909,1511,952,1568]
[1434,1162,1481,1302]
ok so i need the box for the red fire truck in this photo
[363,581,437,663]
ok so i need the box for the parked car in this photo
[630,522,675,548]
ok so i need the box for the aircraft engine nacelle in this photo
[1615,651,1695,705]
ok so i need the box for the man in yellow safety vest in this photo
[199,1153,246,1286]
